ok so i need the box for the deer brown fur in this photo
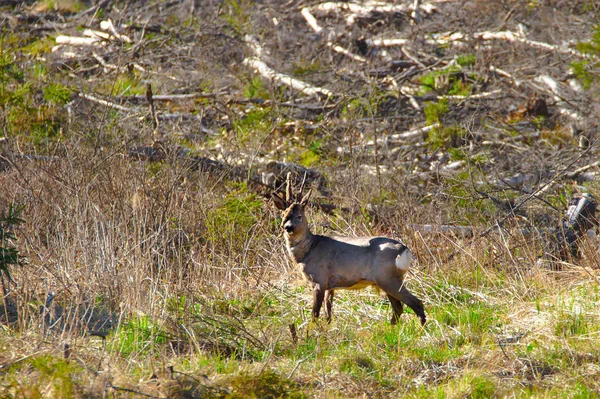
[271,178,426,326]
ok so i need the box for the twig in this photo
[411,0,422,24]
[75,0,110,17]
[288,323,298,345]
[400,47,426,70]
[109,384,166,399]
[79,93,136,113]
[145,83,159,131]
[287,354,313,380]
[400,87,421,110]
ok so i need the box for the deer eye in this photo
[296,215,302,221]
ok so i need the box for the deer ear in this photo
[300,189,312,206]
[271,193,289,210]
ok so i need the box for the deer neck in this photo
[285,229,315,264]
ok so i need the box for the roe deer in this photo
[271,179,426,326]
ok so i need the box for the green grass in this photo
[244,76,270,99]
[424,99,449,125]
[43,83,73,105]
[572,25,600,89]
[224,369,307,398]
[221,0,253,35]
[419,66,473,96]
[456,54,476,67]
[112,316,168,358]
[205,182,264,253]
[108,73,145,96]
[3,355,83,398]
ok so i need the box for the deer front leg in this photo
[324,290,334,323]
[312,285,325,320]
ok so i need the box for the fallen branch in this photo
[117,93,217,101]
[54,35,102,46]
[100,19,133,43]
[441,145,597,265]
[91,52,148,75]
[243,35,333,97]
[534,75,580,120]
[243,58,333,97]
[366,123,440,147]
[82,28,113,41]
[300,8,367,63]
[371,38,409,47]
[443,89,503,101]
[80,91,216,133]
[310,1,436,25]
[400,46,426,70]
[473,30,587,58]
[565,160,600,179]
[79,92,136,112]
[489,65,524,87]
[373,29,592,60]
[490,66,581,120]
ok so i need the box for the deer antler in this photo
[285,172,293,202]
[298,171,308,200]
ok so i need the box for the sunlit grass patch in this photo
[3,354,83,398]
[112,315,168,358]
[43,83,73,105]
[33,0,84,14]
[95,72,145,96]
[205,182,264,254]
[22,37,55,56]
[224,369,308,398]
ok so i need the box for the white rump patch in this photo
[395,249,412,272]
[378,242,398,251]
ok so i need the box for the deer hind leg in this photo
[387,294,404,325]
[378,278,426,326]
[324,290,334,323]
[312,285,325,320]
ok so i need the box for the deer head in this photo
[271,173,312,238]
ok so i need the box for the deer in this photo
[271,176,426,326]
